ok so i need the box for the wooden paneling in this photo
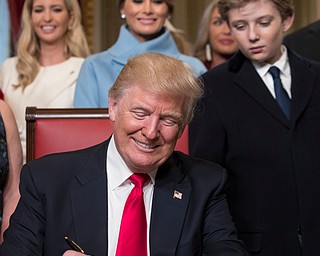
[290,0,319,32]
[81,0,94,51]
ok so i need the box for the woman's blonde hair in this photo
[15,0,90,89]
[109,53,203,129]
[194,0,220,62]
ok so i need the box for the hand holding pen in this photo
[63,236,91,256]
[62,250,87,256]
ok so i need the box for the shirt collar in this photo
[252,45,290,78]
[107,136,157,191]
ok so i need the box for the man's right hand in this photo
[62,250,89,256]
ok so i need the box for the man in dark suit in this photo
[0,53,248,256]
[189,0,320,255]
[284,20,320,62]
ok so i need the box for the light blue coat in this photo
[74,25,207,107]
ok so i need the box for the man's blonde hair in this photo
[109,53,203,128]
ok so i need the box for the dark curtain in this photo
[7,0,25,54]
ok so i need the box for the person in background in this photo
[74,0,207,108]
[284,19,320,62]
[1,53,248,256]
[189,0,320,255]
[165,19,194,56]
[0,0,90,162]
[0,100,22,244]
[0,0,10,64]
[194,0,238,69]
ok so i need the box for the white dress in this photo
[0,56,84,162]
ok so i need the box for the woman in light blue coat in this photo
[74,0,207,108]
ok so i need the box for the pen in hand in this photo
[64,236,85,254]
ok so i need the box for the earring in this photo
[205,43,212,62]
[121,13,126,19]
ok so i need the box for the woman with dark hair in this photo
[0,100,22,243]
[74,0,206,108]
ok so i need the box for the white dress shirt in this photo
[107,136,157,256]
[252,45,292,99]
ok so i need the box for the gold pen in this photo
[64,236,85,254]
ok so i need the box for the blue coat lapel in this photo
[110,25,180,66]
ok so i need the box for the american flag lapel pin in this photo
[173,190,183,200]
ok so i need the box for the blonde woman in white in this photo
[0,0,90,162]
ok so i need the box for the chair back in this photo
[26,107,189,162]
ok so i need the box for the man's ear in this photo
[108,97,117,122]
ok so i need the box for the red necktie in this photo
[116,173,150,256]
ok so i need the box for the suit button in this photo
[297,227,301,234]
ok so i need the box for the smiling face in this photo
[109,84,184,173]
[31,0,74,47]
[209,7,238,57]
[228,0,293,64]
[120,0,170,42]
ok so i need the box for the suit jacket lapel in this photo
[289,51,317,123]
[150,155,191,255]
[231,53,290,126]
[70,140,109,255]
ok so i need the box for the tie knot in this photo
[268,66,280,79]
[129,173,150,188]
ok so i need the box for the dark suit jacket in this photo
[0,139,247,256]
[284,20,320,62]
[189,50,320,256]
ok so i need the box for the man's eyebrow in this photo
[231,14,274,22]
[160,113,183,121]
[130,105,183,120]
[130,106,151,113]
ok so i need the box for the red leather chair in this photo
[25,107,189,162]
